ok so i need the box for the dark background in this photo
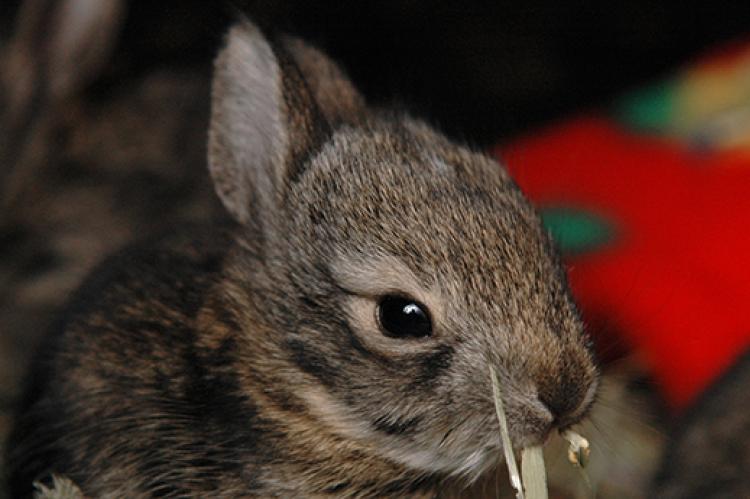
[4,0,749,144]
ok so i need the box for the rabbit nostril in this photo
[538,385,586,426]
[539,394,562,422]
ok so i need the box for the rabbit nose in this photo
[537,377,589,428]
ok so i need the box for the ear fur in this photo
[208,21,365,227]
[281,36,366,127]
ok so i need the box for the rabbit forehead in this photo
[287,121,557,301]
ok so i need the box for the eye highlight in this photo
[377,295,432,338]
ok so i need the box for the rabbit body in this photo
[7,21,598,498]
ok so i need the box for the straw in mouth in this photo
[490,366,591,499]
[489,365,525,499]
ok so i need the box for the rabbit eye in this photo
[377,295,432,338]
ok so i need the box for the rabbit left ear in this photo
[208,21,329,227]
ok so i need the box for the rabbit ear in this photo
[281,36,366,127]
[208,21,331,227]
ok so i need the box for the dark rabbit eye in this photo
[377,295,432,338]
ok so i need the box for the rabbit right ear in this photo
[281,35,366,127]
[208,22,329,228]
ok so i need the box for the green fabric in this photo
[541,207,616,255]
[615,79,677,132]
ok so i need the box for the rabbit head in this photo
[208,21,598,482]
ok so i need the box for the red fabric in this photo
[496,117,750,410]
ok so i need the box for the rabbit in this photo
[0,0,125,207]
[5,20,599,498]
[651,348,750,499]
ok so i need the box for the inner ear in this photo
[271,47,332,184]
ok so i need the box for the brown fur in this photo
[7,20,598,497]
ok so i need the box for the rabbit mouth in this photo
[372,412,514,482]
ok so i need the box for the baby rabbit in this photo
[6,20,598,498]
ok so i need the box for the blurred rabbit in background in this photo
[0,1,222,468]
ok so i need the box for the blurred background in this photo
[2,1,750,497]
